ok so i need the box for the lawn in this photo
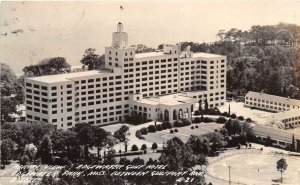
[143,123,224,144]
[100,121,223,156]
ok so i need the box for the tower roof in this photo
[117,22,123,32]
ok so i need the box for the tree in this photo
[134,44,155,53]
[151,143,158,153]
[51,129,67,155]
[198,99,202,111]
[23,57,70,77]
[114,125,129,152]
[38,135,53,164]
[159,137,196,171]
[1,138,15,167]
[1,98,19,123]
[277,158,288,182]
[1,63,23,123]
[1,63,17,96]
[80,48,105,70]
[93,127,108,159]
[291,134,295,152]
[77,124,94,159]
[204,99,208,111]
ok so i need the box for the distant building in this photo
[245,91,300,128]
[266,109,300,128]
[253,124,300,151]
[24,22,227,129]
[245,91,300,112]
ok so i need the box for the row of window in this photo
[75,76,122,85]
[246,101,291,111]
[108,51,133,56]
[77,82,122,90]
[246,97,299,108]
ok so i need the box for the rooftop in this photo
[246,91,300,106]
[137,93,195,106]
[192,52,225,58]
[135,51,166,58]
[27,70,111,83]
[268,109,300,121]
[135,51,225,59]
[253,124,300,142]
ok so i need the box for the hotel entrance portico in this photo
[130,93,196,124]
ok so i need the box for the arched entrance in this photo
[164,109,169,121]
[173,110,177,120]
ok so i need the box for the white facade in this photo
[245,91,300,112]
[129,93,196,124]
[245,91,300,128]
[25,23,227,129]
[266,109,300,128]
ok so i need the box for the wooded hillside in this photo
[180,23,300,99]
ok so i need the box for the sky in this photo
[1,0,300,75]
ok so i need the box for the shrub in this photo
[246,118,252,123]
[144,149,147,154]
[140,127,148,135]
[238,116,244,121]
[203,117,211,123]
[141,144,147,150]
[131,144,138,151]
[191,126,194,129]
[135,130,142,138]
[182,119,192,126]
[194,110,201,116]
[194,117,201,123]
[148,125,157,133]
[195,125,198,128]
[231,113,237,119]
[221,112,229,117]
[138,136,145,140]
[156,124,163,131]
[162,121,172,129]
[216,116,227,124]
[174,120,183,127]
[174,129,178,132]
[170,129,174,134]
[136,130,144,139]
[151,143,158,153]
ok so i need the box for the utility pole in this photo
[228,165,231,185]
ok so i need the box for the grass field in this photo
[207,152,300,185]
[143,123,224,144]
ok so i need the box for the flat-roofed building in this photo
[253,124,300,151]
[266,109,300,128]
[245,91,300,112]
[25,22,227,129]
[129,93,196,124]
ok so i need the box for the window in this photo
[41,86,47,90]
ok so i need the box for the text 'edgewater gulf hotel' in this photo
[24,23,227,129]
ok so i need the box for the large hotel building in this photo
[25,23,227,129]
